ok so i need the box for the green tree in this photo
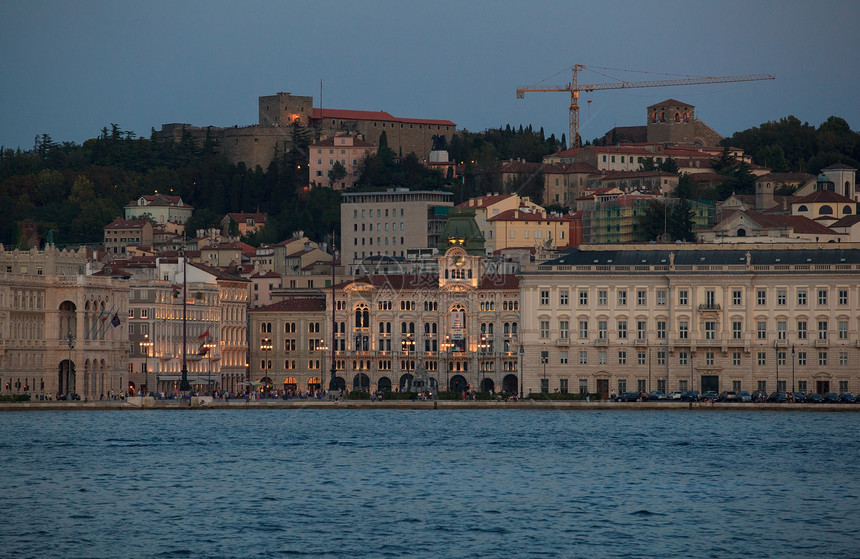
[327,161,347,187]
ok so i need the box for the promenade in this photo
[2,397,859,412]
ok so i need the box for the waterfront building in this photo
[248,210,523,396]
[0,244,128,399]
[519,244,860,397]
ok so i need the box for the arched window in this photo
[843,206,853,215]
[674,112,680,122]
[819,205,833,215]
[797,205,808,212]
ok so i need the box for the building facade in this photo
[340,189,454,274]
[519,244,860,397]
[0,245,129,400]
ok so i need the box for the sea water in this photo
[1,409,858,558]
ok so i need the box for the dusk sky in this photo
[2,0,859,151]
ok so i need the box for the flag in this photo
[110,313,120,328]
[101,315,109,323]
[199,329,210,339]
[198,344,209,356]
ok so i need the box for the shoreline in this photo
[2,397,859,412]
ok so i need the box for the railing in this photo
[697,304,721,311]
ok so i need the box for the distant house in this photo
[221,212,267,237]
[103,218,154,256]
[124,194,193,234]
[308,133,376,190]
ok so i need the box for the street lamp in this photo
[775,343,780,394]
[518,345,524,399]
[441,335,452,393]
[791,345,796,394]
[205,341,216,395]
[140,334,153,396]
[541,350,548,394]
[65,330,75,398]
[479,334,489,393]
[260,337,272,396]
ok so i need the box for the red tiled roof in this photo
[794,190,855,204]
[251,298,326,313]
[104,218,151,230]
[227,212,267,222]
[456,194,516,209]
[339,273,519,291]
[488,208,574,222]
[543,162,599,174]
[312,108,455,127]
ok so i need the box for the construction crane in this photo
[516,64,775,148]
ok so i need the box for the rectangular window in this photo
[638,351,646,365]
[657,351,666,365]
[798,351,807,366]
[657,321,666,339]
[839,380,849,393]
[706,290,716,308]
[777,289,787,306]
[637,290,647,306]
[706,351,715,366]
[598,290,608,305]
[637,321,647,340]
[838,320,848,340]
[579,320,589,339]
[560,378,569,394]
[679,351,688,365]
[617,320,627,339]
[638,379,646,392]
[705,321,716,340]
[559,290,569,306]
[818,351,827,366]
[599,351,607,365]
[580,379,588,394]
[798,380,807,393]
[679,290,688,305]
[618,351,627,365]
[797,289,807,306]
[818,289,828,306]
[678,321,688,339]
[757,321,767,340]
[818,321,828,340]
[840,351,848,366]
[559,320,569,340]
[838,289,848,305]
[757,352,766,366]
[756,289,766,306]
[797,321,807,339]
[540,290,549,305]
[560,351,568,365]
[598,321,608,339]
[777,321,787,340]
[539,320,550,339]
[732,290,742,306]
[579,290,588,306]
[656,289,666,306]
[733,352,741,366]
[778,351,786,366]
[617,290,627,306]
[579,351,588,365]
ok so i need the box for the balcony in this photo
[556,337,570,347]
[594,338,609,347]
[774,339,788,347]
[697,304,721,312]
[814,339,829,348]
[634,338,648,347]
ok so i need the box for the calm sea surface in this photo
[1,409,858,558]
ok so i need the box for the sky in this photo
[2,0,860,151]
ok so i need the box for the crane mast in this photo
[516,64,775,148]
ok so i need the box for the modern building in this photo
[340,189,454,274]
[519,244,860,398]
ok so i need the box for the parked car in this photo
[751,390,768,403]
[839,392,856,404]
[615,391,641,402]
[824,392,842,403]
[719,391,739,402]
[738,391,752,403]
[806,393,824,403]
[768,391,788,403]
[649,390,668,400]
[790,392,806,403]
[669,391,683,400]
[701,391,718,402]
[680,391,699,402]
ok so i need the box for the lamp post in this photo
[479,334,488,393]
[442,335,452,393]
[519,345,524,399]
[66,330,75,398]
[205,342,216,395]
[260,337,272,396]
[791,345,796,394]
[140,334,152,396]
[775,343,780,394]
[541,351,548,394]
